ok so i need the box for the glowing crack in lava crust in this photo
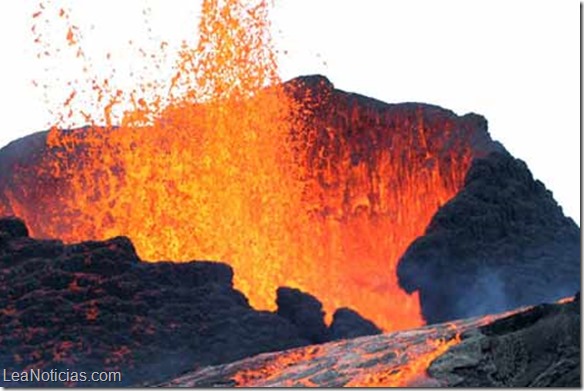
[3,0,490,331]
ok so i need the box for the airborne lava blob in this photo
[1,0,487,331]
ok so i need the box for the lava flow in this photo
[228,334,463,387]
[163,321,476,387]
[345,332,462,387]
[0,0,492,331]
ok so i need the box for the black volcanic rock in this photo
[0,216,29,241]
[429,294,580,387]
[397,151,581,323]
[276,287,330,344]
[329,308,382,340]
[0,218,310,387]
[275,288,382,344]
[0,217,382,387]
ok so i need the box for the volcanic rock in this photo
[397,151,581,323]
[276,287,330,343]
[429,294,580,387]
[329,308,382,340]
[275,288,383,344]
[0,216,29,244]
[0,218,311,387]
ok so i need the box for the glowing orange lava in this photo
[231,347,323,386]
[346,333,461,387]
[0,0,481,332]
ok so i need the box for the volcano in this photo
[2,0,578,386]
[0,75,578,328]
[0,75,580,387]
[0,75,505,332]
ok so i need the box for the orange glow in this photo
[228,327,463,387]
[3,0,480,332]
[52,341,77,365]
[346,333,461,387]
[556,296,575,304]
[231,347,323,386]
[85,301,99,321]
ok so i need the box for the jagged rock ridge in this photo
[429,293,580,387]
[397,151,581,323]
[0,217,380,387]
[0,217,307,386]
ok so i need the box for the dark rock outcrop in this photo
[276,287,330,344]
[0,217,310,387]
[0,217,29,240]
[397,151,581,323]
[275,288,383,343]
[329,308,382,340]
[429,293,580,387]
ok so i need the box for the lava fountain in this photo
[0,0,493,331]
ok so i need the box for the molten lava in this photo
[225,325,464,387]
[231,347,324,387]
[345,332,462,387]
[0,0,488,331]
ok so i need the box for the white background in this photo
[0,0,580,223]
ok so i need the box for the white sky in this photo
[0,0,580,223]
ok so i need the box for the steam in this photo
[454,268,509,319]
